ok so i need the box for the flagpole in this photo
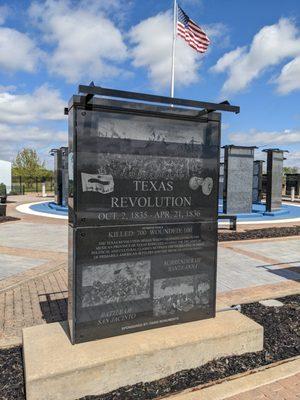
[170,0,177,98]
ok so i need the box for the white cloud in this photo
[0,122,67,164]
[212,47,245,73]
[203,23,230,48]
[0,85,67,164]
[276,56,300,94]
[229,128,300,147]
[0,85,66,124]
[29,0,128,83]
[285,151,300,168]
[0,123,66,143]
[255,149,300,170]
[129,11,202,90]
[211,18,300,95]
[0,27,42,73]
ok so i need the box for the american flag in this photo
[177,5,210,53]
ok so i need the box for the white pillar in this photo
[291,187,295,202]
[42,182,47,198]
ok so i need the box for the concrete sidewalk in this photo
[227,372,300,400]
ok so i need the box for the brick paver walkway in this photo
[227,372,300,399]
[0,262,68,345]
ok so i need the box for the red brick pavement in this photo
[227,373,300,399]
[0,263,68,345]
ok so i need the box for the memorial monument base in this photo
[23,311,263,400]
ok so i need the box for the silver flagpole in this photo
[170,0,177,98]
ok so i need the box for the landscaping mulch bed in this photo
[0,346,24,400]
[218,225,300,241]
[0,295,299,400]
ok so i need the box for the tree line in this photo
[12,148,53,179]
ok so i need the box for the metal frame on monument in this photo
[67,84,239,344]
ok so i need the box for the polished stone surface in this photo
[223,146,255,214]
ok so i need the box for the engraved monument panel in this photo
[68,96,220,343]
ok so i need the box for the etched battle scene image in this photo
[153,274,210,317]
[81,260,151,308]
[78,109,212,145]
[80,153,211,182]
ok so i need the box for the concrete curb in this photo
[160,356,300,399]
[218,280,300,306]
[16,201,68,220]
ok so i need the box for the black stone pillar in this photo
[223,145,256,214]
[263,149,286,212]
[61,146,68,207]
[252,160,264,204]
[219,162,224,200]
[53,149,62,206]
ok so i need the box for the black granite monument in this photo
[285,173,300,196]
[263,148,287,212]
[67,85,239,343]
[61,146,68,207]
[219,162,224,200]
[223,145,256,214]
[51,147,68,207]
[52,148,62,206]
[252,160,264,204]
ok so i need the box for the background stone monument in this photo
[252,160,264,204]
[223,145,256,214]
[51,146,68,206]
[52,148,62,206]
[263,148,286,212]
[219,162,224,200]
[61,146,68,207]
[285,173,300,197]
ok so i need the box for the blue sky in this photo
[1,0,300,169]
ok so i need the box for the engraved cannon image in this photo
[189,176,213,195]
[81,172,114,194]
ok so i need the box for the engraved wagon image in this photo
[81,172,114,194]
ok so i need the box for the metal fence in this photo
[11,176,54,195]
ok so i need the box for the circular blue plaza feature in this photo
[27,200,300,222]
[30,201,68,216]
[218,200,300,221]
